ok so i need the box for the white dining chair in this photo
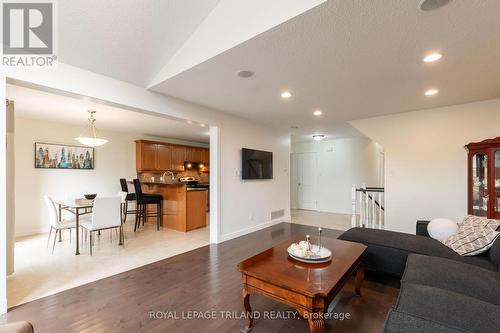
[118,191,127,222]
[80,196,124,255]
[44,195,78,254]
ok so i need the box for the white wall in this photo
[219,122,291,241]
[14,117,137,236]
[350,98,500,234]
[291,137,382,214]
[5,63,291,244]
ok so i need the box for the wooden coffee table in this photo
[237,238,367,333]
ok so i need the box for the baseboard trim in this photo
[15,228,48,238]
[219,216,291,243]
[0,297,7,315]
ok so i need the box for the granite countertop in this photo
[127,180,209,186]
[141,182,185,185]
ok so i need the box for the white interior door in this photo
[296,152,317,210]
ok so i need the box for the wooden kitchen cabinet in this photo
[142,183,207,232]
[171,145,186,171]
[157,144,172,170]
[136,142,158,171]
[201,148,210,168]
[136,141,173,171]
[185,147,203,162]
[136,140,209,172]
[184,147,193,161]
[186,190,208,231]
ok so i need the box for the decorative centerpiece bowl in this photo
[288,228,332,264]
[84,193,97,200]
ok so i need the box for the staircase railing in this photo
[351,185,385,229]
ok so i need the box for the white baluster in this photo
[364,190,369,228]
[382,192,385,229]
[371,192,376,229]
[351,185,357,227]
[358,190,363,227]
[378,192,383,229]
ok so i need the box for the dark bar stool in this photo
[120,178,137,223]
[133,179,163,231]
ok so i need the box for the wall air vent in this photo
[419,0,451,12]
[271,209,285,220]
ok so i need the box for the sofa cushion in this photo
[383,309,470,333]
[395,283,500,333]
[402,254,500,305]
[442,222,500,256]
[338,228,497,272]
[488,234,500,266]
[458,252,497,271]
[460,215,500,230]
[339,228,456,257]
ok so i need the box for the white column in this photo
[6,100,14,275]
[209,125,220,244]
[0,75,7,314]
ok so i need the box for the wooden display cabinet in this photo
[465,137,500,219]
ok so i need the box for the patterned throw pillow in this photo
[443,222,500,256]
[460,215,500,231]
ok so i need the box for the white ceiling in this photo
[7,84,210,143]
[150,0,500,142]
[58,0,221,86]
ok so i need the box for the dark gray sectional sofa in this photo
[338,221,500,333]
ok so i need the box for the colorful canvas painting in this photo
[35,142,94,169]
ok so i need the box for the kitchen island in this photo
[141,182,207,232]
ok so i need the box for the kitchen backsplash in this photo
[139,170,209,184]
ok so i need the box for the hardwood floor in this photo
[0,223,400,333]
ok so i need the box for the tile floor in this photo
[7,220,209,308]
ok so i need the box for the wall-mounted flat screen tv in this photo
[242,148,273,180]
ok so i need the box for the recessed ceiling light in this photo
[424,88,439,96]
[281,91,292,99]
[423,52,443,63]
[237,70,254,78]
[312,134,325,141]
[187,120,193,125]
[313,110,322,116]
[419,0,451,12]
[200,123,206,127]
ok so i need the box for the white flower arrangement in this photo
[290,241,313,258]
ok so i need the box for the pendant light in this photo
[75,111,108,147]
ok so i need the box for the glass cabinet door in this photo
[472,153,488,216]
[495,151,500,217]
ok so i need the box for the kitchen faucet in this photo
[162,171,176,182]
